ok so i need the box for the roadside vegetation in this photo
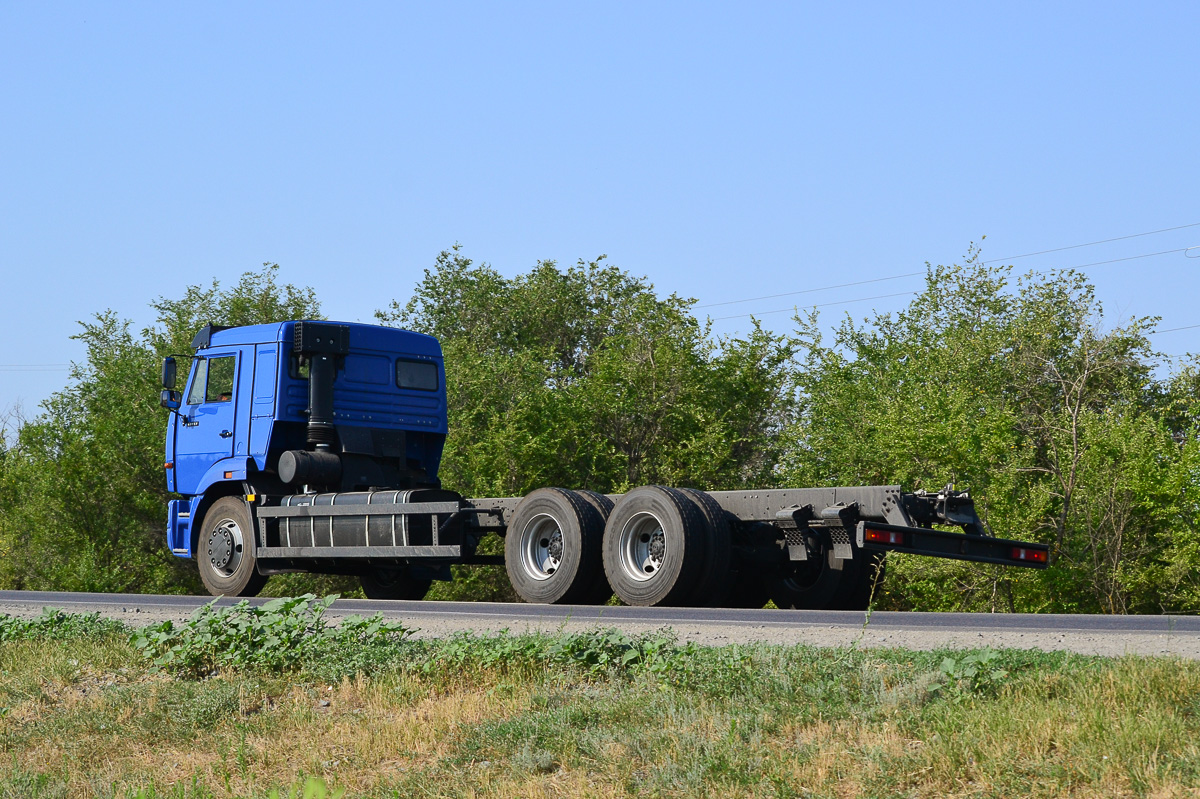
[0,245,1198,612]
[0,604,1197,798]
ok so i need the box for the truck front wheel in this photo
[197,497,268,597]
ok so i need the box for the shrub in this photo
[0,607,128,642]
[130,594,410,677]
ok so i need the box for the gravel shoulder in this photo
[0,591,1196,659]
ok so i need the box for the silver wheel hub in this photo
[520,514,565,580]
[207,517,244,577]
[619,511,667,582]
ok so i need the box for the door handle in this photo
[219,430,233,438]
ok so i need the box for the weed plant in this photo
[129,595,410,677]
[0,606,1197,798]
[0,608,128,642]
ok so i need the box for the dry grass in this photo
[1,632,1198,798]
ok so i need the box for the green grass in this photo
[0,605,1196,798]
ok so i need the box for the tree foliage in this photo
[0,265,321,593]
[784,248,1200,613]
[377,246,797,497]
[2,247,1197,613]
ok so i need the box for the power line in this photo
[1050,247,1193,271]
[704,246,1194,322]
[698,272,923,309]
[1154,323,1200,334]
[707,246,1197,323]
[712,291,917,321]
[697,221,1200,310]
[0,365,70,372]
[981,221,1200,263]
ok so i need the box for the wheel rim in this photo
[207,516,244,578]
[618,511,667,582]
[520,513,565,580]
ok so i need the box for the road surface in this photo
[1,590,1196,658]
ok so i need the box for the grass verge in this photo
[0,600,1197,798]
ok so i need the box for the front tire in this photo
[197,497,268,597]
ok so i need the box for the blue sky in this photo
[2,2,1198,418]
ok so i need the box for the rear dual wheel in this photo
[505,488,609,604]
[769,545,885,610]
[601,486,711,607]
[676,488,732,607]
[510,486,876,610]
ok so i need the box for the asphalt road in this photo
[1,590,1196,658]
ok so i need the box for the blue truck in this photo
[160,320,1049,607]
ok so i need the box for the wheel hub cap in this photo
[619,512,667,582]
[521,514,565,580]
[207,518,244,577]
[209,530,233,570]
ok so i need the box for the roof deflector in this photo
[191,324,233,350]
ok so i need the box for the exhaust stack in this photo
[294,322,350,451]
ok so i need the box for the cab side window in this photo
[205,356,236,403]
[396,358,439,391]
[185,359,209,405]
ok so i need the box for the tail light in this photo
[1011,547,1047,564]
[864,527,906,545]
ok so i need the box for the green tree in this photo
[783,249,1198,613]
[378,246,797,496]
[0,265,321,593]
[378,246,797,600]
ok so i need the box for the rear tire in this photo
[676,488,732,607]
[768,542,850,610]
[574,490,616,604]
[602,486,706,607]
[769,540,885,610]
[505,488,606,604]
[197,497,268,597]
[360,567,433,600]
[830,551,886,610]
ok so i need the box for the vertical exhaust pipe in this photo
[306,351,338,448]
[294,322,351,451]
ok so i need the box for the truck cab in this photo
[162,321,452,590]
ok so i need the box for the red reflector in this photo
[864,528,905,545]
[224,471,233,479]
[1011,547,1047,563]
[163,462,173,469]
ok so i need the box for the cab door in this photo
[174,351,239,494]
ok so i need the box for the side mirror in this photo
[160,389,181,410]
[161,357,177,389]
